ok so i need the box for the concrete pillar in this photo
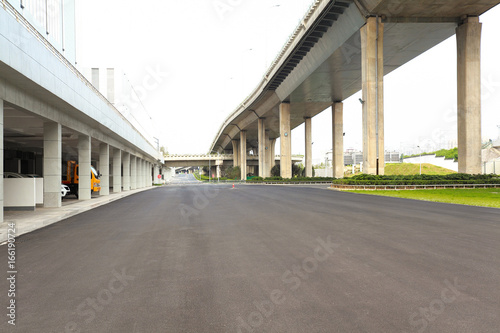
[361,16,385,175]
[154,164,160,184]
[304,117,313,177]
[0,100,3,222]
[113,148,122,193]
[148,162,152,186]
[332,103,344,178]
[240,131,247,180]
[232,140,240,168]
[123,152,130,191]
[280,102,292,178]
[78,135,92,200]
[99,143,110,196]
[264,131,272,178]
[258,118,266,177]
[43,122,62,207]
[130,156,137,190]
[139,159,144,188]
[137,159,142,188]
[457,16,482,174]
[270,139,276,170]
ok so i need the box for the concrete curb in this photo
[0,187,157,244]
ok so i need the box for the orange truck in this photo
[62,161,101,198]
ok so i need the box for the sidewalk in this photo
[0,187,156,244]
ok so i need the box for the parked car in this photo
[3,172,27,178]
[61,184,70,198]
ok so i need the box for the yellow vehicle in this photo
[62,161,101,198]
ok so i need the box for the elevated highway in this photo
[210,0,500,179]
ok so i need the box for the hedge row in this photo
[248,176,335,182]
[332,179,500,186]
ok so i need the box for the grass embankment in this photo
[347,188,500,208]
[384,163,455,175]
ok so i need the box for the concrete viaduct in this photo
[0,2,162,223]
[210,0,500,180]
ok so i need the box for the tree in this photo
[160,146,169,156]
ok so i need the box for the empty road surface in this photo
[1,184,499,333]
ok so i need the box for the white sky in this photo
[77,1,500,164]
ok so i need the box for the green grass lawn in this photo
[347,188,500,208]
[384,163,456,175]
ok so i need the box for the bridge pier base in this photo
[361,16,385,175]
[332,103,344,179]
[457,16,482,174]
[280,102,292,179]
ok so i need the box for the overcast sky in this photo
[76,1,500,163]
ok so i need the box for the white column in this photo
[123,152,130,191]
[113,148,122,193]
[264,131,272,178]
[130,156,137,190]
[240,131,247,180]
[361,16,385,175]
[154,164,160,184]
[99,143,109,196]
[258,118,266,177]
[280,102,292,178]
[332,103,344,178]
[43,122,62,207]
[304,117,312,178]
[78,135,92,200]
[457,16,482,174]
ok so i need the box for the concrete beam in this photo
[99,143,110,196]
[113,148,122,193]
[305,117,312,178]
[332,103,344,178]
[361,17,385,175]
[78,135,91,200]
[258,118,266,177]
[280,103,292,178]
[457,17,482,174]
[43,122,62,207]
[240,131,247,180]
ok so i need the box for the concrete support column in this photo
[43,122,62,207]
[148,162,153,186]
[264,131,272,177]
[361,16,385,175]
[113,148,122,193]
[280,102,292,178]
[78,135,92,200]
[99,143,110,196]
[123,152,130,191]
[130,156,137,190]
[457,16,482,174]
[240,131,247,180]
[258,118,267,177]
[304,117,313,177]
[0,100,3,222]
[332,103,345,178]
[139,159,144,188]
[232,140,240,168]
[270,139,276,170]
[154,165,160,184]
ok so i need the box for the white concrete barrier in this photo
[4,178,36,210]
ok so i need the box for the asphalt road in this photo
[1,185,499,333]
